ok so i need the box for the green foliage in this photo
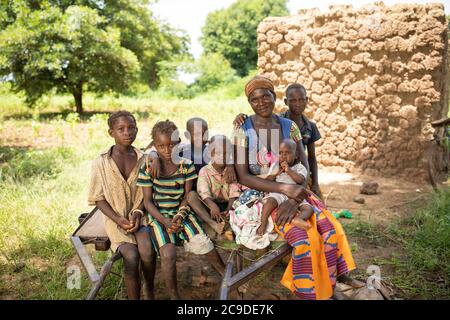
[156,55,196,99]
[198,69,257,99]
[99,0,190,87]
[157,53,239,99]
[0,0,189,112]
[0,146,75,182]
[193,52,237,92]
[201,0,288,76]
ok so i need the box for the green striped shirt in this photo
[137,159,197,217]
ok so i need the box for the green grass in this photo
[393,189,450,298]
[343,189,450,299]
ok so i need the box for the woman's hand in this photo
[280,184,307,202]
[233,113,248,129]
[275,199,299,227]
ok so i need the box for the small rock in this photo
[353,196,365,204]
[360,181,379,195]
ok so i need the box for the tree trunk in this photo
[72,83,83,114]
[148,68,158,90]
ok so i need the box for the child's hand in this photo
[117,217,134,231]
[280,161,289,172]
[172,215,184,231]
[164,218,181,233]
[233,113,248,129]
[149,155,161,179]
[210,206,222,222]
[127,210,142,233]
[224,166,237,184]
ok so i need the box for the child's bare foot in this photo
[337,274,365,288]
[211,221,226,234]
[224,230,234,241]
[291,217,311,231]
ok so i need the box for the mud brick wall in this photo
[257,2,449,177]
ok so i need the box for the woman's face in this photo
[285,88,308,115]
[248,88,275,118]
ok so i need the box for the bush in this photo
[199,69,257,99]
[192,52,237,92]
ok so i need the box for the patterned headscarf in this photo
[244,75,276,98]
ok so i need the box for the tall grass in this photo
[395,188,450,298]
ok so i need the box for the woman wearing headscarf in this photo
[232,76,356,300]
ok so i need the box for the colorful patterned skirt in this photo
[272,191,356,300]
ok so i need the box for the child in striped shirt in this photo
[137,120,224,300]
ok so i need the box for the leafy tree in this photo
[0,0,189,113]
[193,52,236,91]
[201,0,288,76]
[99,1,189,88]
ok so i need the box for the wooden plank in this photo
[219,250,236,300]
[227,243,291,292]
[71,236,100,283]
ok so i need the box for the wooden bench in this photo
[71,207,291,300]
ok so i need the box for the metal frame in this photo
[219,243,291,300]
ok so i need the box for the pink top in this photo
[197,163,241,202]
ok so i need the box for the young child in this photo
[137,120,225,300]
[145,117,238,235]
[233,83,323,199]
[256,139,314,236]
[88,110,156,300]
[194,135,240,234]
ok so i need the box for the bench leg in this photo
[86,251,122,300]
[219,250,236,300]
[235,250,244,300]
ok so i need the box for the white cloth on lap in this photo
[229,202,277,250]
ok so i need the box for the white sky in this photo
[152,0,450,58]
